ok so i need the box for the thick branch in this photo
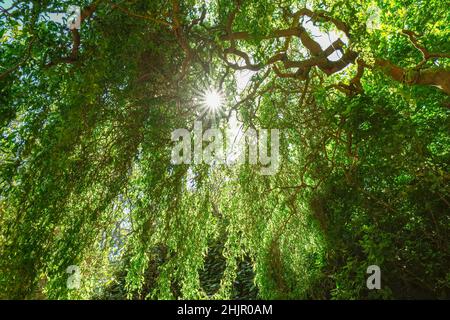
[375,59,450,95]
[46,0,102,67]
[220,6,449,95]
[220,6,355,81]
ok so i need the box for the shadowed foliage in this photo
[0,0,449,299]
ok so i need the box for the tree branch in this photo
[45,0,102,67]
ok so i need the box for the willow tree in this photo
[0,0,449,299]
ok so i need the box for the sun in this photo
[201,88,224,113]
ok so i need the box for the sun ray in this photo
[198,88,225,119]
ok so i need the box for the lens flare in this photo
[201,88,223,113]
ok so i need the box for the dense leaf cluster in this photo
[0,0,449,299]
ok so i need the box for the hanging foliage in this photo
[0,0,449,299]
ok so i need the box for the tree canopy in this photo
[0,0,449,299]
